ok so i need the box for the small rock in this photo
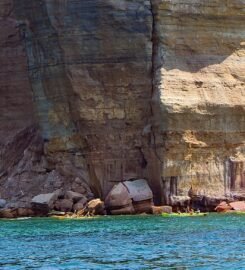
[215,201,232,212]
[55,199,73,212]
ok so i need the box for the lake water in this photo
[0,214,244,269]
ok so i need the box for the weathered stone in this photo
[65,191,86,203]
[133,199,153,214]
[124,179,153,202]
[0,208,17,219]
[31,191,60,212]
[55,199,73,212]
[110,205,135,215]
[170,196,191,206]
[0,0,244,210]
[87,199,105,216]
[17,208,34,217]
[0,199,6,208]
[152,206,173,215]
[105,183,132,209]
[73,202,86,212]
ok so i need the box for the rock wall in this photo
[151,0,245,203]
[0,0,244,207]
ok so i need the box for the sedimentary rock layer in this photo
[0,0,244,207]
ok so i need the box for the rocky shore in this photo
[1,179,244,219]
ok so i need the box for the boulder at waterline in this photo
[31,190,61,213]
[105,182,133,212]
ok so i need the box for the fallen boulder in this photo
[124,179,153,202]
[105,179,154,215]
[31,190,61,213]
[105,182,133,212]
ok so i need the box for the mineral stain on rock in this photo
[0,0,244,209]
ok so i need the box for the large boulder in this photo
[0,199,6,208]
[31,190,61,213]
[105,183,132,209]
[124,179,153,202]
[105,180,154,215]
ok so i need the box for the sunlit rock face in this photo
[0,0,244,207]
[151,0,245,202]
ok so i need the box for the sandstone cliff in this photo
[0,0,244,208]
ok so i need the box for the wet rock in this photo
[152,206,172,215]
[0,199,6,208]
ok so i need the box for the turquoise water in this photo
[0,214,244,269]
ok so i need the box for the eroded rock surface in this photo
[0,0,244,210]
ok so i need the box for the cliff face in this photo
[0,0,244,208]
